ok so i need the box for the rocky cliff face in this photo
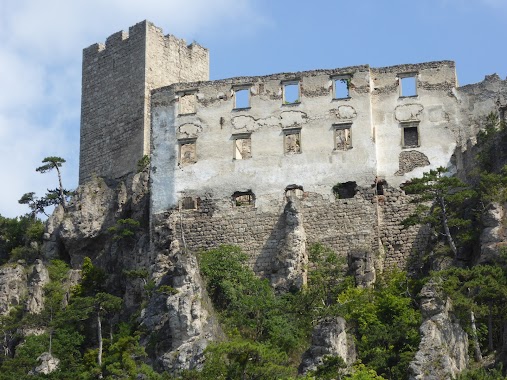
[272,197,308,292]
[0,264,27,316]
[40,171,221,375]
[142,217,222,373]
[479,202,506,263]
[299,317,356,375]
[409,280,468,380]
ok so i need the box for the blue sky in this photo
[0,0,506,217]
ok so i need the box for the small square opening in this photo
[334,78,350,99]
[234,134,252,160]
[233,191,255,207]
[234,88,250,109]
[284,129,301,154]
[283,82,300,104]
[179,93,197,114]
[179,139,197,165]
[332,181,357,199]
[400,75,417,97]
[181,197,197,210]
[402,123,419,148]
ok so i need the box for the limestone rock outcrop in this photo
[348,246,376,287]
[0,264,27,316]
[142,223,222,375]
[272,197,308,292]
[299,317,356,375]
[29,352,60,375]
[26,259,50,314]
[409,280,468,380]
[479,202,505,263]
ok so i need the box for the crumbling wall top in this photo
[152,64,371,95]
[371,60,455,74]
[82,20,208,59]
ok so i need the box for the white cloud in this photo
[0,0,266,218]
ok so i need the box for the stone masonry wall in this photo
[79,21,209,184]
[378,188,431,269]
[153,189,427,278]
[80,21,147,184]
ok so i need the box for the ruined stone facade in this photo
[80,21,507,273]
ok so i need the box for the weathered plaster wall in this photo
[80,21,208,184]
[151,66,377,214]
[149,61,467,273]
[372,61,460,186]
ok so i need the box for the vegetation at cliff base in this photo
[177,244,420,380]
[0,259,164,380]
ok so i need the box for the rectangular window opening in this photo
[400,75,417,97]
[284,129,301,154]
[334,77,350,99]
[234,88,250,109]
[233,191,255,207]
[283,82,300,104]
[179,93,197,115]
[181,197,197,210]
[334,124,352,151]
[179,139,197,165]
[233,134,252,160]
[402,122,419,148]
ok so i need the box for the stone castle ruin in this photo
[79,20,507,280]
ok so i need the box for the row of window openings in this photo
[179,122,418,164]
[178,74,417,115]
[179,125,353,165]
[180,191,255,210]
[180,187,304,210]
[179,181,382,211]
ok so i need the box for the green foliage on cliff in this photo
[185,245,419,380]
[336,271,421,380]
[435,258,507,358]
[0,214,43,264]
[0,258,163,380]
[107,218,141,241]
[402,166,477,257]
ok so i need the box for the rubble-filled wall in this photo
[79,21,208,184]
[151,186,429,277]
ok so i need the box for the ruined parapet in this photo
[454,74,507,178]
[80,20,209,184]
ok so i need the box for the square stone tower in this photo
[79,20,209,184]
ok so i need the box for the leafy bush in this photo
[336,271,421,380]
[107,218,140,241]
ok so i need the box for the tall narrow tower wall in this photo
[79,21,209,184]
